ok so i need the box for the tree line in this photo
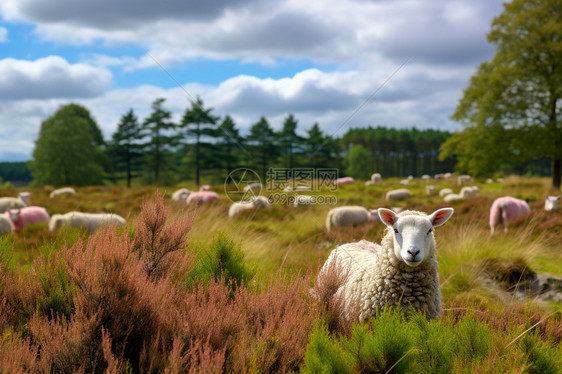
[27,99,458,188]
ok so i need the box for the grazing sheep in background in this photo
[489,196,530,234]
[17,192,30,205]
[49,187,76,198]
[336,177,355,185]
[496,178,504,183]
[434,173,444,180]
[0,215,14,235]
[0,196,27,213]
[228,196,270,218]
[49,212,126,232]
[371,173,382,183]
[545,195,561,211]
[186,191,219,204]
[243,182,262,195]
[457,175,473,186]
[443,172,452,179]
[460,186,479,197]
[6,207,50,231]
[408,176,414,181]
[400,179,410,186]
[365,180,374,186]
[199,185,212,191]
[171,188,191,202]
[422,174,431,182]
[486,178,494,184]
[439,188,453,197]
[443,187,474,202]
[426,185,436,196]
[318,207,454,320]
[386,188,412,201]
[293,195,315,206]
[325,206,378,232]
[295,186,312,191]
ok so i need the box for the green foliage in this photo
[248,116,277,180]
[0,162,32,183]
[30,104,105,187]
[344,144,370,180]
[410,313,456,374]
[108,108,144,188]
[301,321,353,374]
[187,232,255,291]
[0,235,16,273]
[520,333,561,374]
[454,314,491,362]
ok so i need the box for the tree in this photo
[142,98,178,185]
[305,123,324,168]
[216,115,244,174]
[109,109,144,187]
[344,145,369,180]
[277,114,303,169]
[443,0,562,189]
[30,104,104,186]
[247,117,277,180]
[180,96,219,186]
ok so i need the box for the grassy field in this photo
[1,175,561,372]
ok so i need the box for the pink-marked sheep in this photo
[6,206,50,230]
[0,215,14,235]
[336,177,355,185]
[545,195,561,211]
[199,185,212,191]
[490,196,530,234]
[186,191,219,204]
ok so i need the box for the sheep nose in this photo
[407,249,420,259]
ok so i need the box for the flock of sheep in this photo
[1,174,560,322]
[0,187,126,235]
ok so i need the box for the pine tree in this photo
[109,109,144,187]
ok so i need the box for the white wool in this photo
[326,206,372,232]
[426,185,435,196]
[386,188,412,201]
[49,187,76,198]
[171,188,191,202]
[399,179,410,186]
[421,175,431,182]
[49,212,126,232]
[439,188,453,197]
[228,196,270,218]
[0,215,14,235]
[319,208,453,320]
[544,195,560,211]
[0,197,27,213]
[371,173,382,183]
[294,195,315,206]
[457,175,473,186]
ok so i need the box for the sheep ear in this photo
[429,208,454,227]
[378,208,398,227]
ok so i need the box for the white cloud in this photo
[0,27,7,42]
[0,56,112,100]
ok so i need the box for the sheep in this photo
[186,191,219,204]
[199,184,212,191]
[544,195,560,211]
[326,206,378,232]
[0,215,14,235]
[443,186,478,202]
[443,172,452,179]
[243,182,262,195]
[228,196,270,218]
[171,188,191,203]
[421,174,431,182]
[293,195,315,206]
[336,177,355,185]
[489,196,530,234]
[457,175,472,186]
[49,187,76,198]
[6,206,50,230]
[426,185,436,196]
[439,188,453,197]
[18,192,30,205]
[0,196,27,213]
[318,207,454,321]
[49,212,126,233]
[434,174,444,180]
[365,181,374,186]
[385,188,412,201]
[371,173,382,183]
[399,179,410,186]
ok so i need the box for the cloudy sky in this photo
[0,0,505,161]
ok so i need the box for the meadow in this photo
[1,175,561,373]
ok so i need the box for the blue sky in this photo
[0,0,505,161]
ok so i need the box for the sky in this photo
[0,0,505,162]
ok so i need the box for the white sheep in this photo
[0,215,14,235]
[439,188,453,197]
[293,195,315,206]
[326,206,378,232]
[386,188,412,201]
[49,187,76,198]
[0,193,27,213]
[171,188,191,202]
[457,175,473,186]
[545,195,561,211]
[243,182,262,195]
[318,207,454,320]
[371,173,382,183]
[399,179,410,186]
[443,186,478,202]
[426,185,436,196]
[49,212,126,232]
[421,174,431,182]
[228,196,270,218]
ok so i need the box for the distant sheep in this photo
[326,206,377,232]
[318,207,454,320]
[243,182,262,195]
[228,196,270,218]
[186,191,219,204]
[371,173,382,183]
[421,174,431,182]
[439,188,453,197]
[0,195,27,213]
[18,192,30,205]
[0,215,14,235]
[336,177,355,185]
[545,195,561,211]
[457,175,473,186]
[386,188,412,201]
[49,212,126,232]
[6,206,50,230]
[399,179,410,186]
[171,188,191,203]
[489,196,530,234]
[443,172,453,179]
[50,187,76,198]
[293,195,315,206]
[434,174,444,180]
[426,185,436,196]
[443,186,478,202]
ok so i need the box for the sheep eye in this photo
[427,228,432,235]
[394,228,399,234]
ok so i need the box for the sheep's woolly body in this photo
[386,188,411,201]
[0,215,14,235]
[0,197,26,213]
[323,210,443,320]
[49,187,76,198]
[228,196,270,218]
[326,206,370,231]
[171,188,191,202]
[49,212,126,232]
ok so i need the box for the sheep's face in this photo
[545,195,560,211]
[8,209,21,222]
[378,208,454,267]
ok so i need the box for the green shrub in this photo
[454,314,491,362]
[301,321,353,374]
[520,333,561,374]
[410,312,456,374]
